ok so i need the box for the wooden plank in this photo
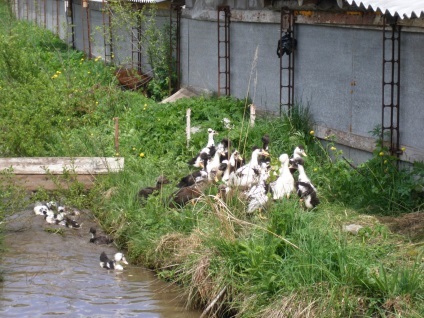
[0,157,124,175]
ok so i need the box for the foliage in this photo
[0,5,423,317]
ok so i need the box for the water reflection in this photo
[0,209,200,318]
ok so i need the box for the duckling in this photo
[99,251,128,270]
[270,153,295,200]
[246,162,271,216]
[221,150,244,184]
[89,227,114,245]
[188,128,218,168]
[168,183,207,209]
[177,153,209,188]
[295,162,319,209]
[138,175,170,200]
[227,147,270,189]
[34,203,49,215]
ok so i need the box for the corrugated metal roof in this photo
[346,1,424,19]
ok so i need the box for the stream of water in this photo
[0,208,200,318]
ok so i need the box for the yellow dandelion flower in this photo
[132,147,136,151]
[330,146,336,151]
[143,108,146,111]
[94,58,99,62]
[67,118,70,121]
[401,147,406,151]
[81,58,84,61]
[111,54,114,58]
[97,56,102,59]
[379,151,385,156]
[144,103,147,107]
[313,168,318,172]
[95,101,99,105]
[87,71,91,74]
[384,160,388,164]
[115,152,120,157]
[139,153,145,158]
[310,130,315,135]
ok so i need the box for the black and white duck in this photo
[188,128,218,168]
[294,161,319,209]
[270,153,295,200]
[99,251,128,271]
[137,175,170,200]
[221,150,244,184]
[89,227,114,245]
[34,202,49,216]
[245,162,271,216]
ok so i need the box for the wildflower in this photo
[81,58,84,61]
[139,153,145,158]
[384,160,388,164]
[56,70,61,74]
[95,101,99,105]
[90,133,94,136]
[111,54,114,58]
[310,130,315,135]
[51,74,58,79]
[379,151,384,156]
[79,62,82,65]
[67,118,70,121]
[115,152,120,157]
[87,71,91,74]
[313,168,318,172]
[144,103,147,107]
[94,58,99,62]
[401,147,406,151]
[330,146,336,151]
[132,147,136,151]
[97,56,102,59]
[143,108,146,111]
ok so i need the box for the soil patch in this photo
[377,211,424,241]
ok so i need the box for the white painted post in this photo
[250,104,256,127]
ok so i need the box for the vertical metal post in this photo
[43,0,46,28]
[86,4,92,58]
[55,0,59,35]
[382,15,401,160]
[279,9,295,116]
[217,5,231,97]
[102,0,113,61]
[169,3,182,95]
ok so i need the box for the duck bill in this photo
[302,152,308,157]
[261,150,270,157]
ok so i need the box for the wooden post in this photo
[186,108,191,148]
[249,104,256,127]
[113,117,119,155]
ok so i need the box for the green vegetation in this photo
[0,2,423,317]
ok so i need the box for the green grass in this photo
[0,3,423,317]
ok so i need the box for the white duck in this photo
[206,147,226,181]
[221,150,243,184]
[227,147,270,189]
[270,153,295,200]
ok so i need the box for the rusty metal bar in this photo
[81,1,86,54]
[382,15,401,160]
[86,5,92,58]
[130,10,141,70]
[169,3,182,94]
[55,0,59,34]
[43,0,46,28]
[26,0,28,20]
[102,0,113,61]
[279,9,296,116]
[217,5,231,97]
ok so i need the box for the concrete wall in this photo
[10,0,424,163]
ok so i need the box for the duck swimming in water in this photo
[99,251,128,270]
[89,227,114,245]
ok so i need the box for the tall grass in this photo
[0,4,423,317]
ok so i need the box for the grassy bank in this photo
[1,2,423,316]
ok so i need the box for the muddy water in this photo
[0,208,200,318]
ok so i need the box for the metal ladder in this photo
[279,9,295,116]
[131,14,142,72]
[382,16,402,159]
[217,5,231,97]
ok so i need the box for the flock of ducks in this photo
[33,201,129,271]
[137,128,320,215]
